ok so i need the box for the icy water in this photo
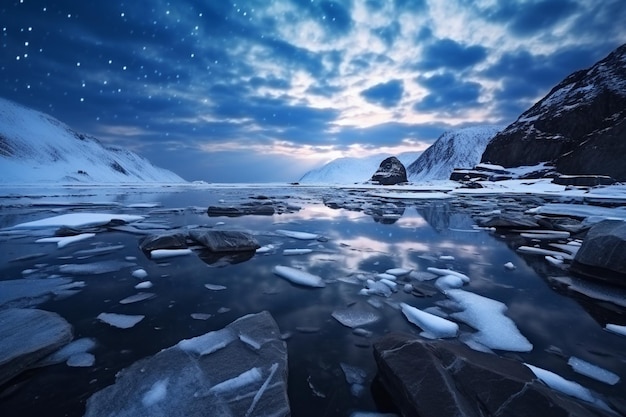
[0,185,625,416]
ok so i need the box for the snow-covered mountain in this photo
[0,97,185,184]
[482,43,626,181]
[299,152,421,184]
[406,126,502,182]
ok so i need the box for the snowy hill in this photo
[482,43,626,180]
[0,97,185,184]
[407,126,502,182]
[299,152,421,184]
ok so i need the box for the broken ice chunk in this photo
[435,275,466,291]
[362,279,392,297]
[332,307,380,328]
[400,302,458,339]
[66,352,95,367]
[208,367,263,395]
[132,269,148,279]
[340,363,367,397]
[59,260,134,275]
[273,265,325,288]
[567,357,620,385]
[38,337,97,367]
[276,229,319,240]
[376,273,397,281]
[97,313,144,329]
[204,283,227,291]
[504,262,516,270]
[516,246,573,260]
[426,267,469,283]
[149,248,193,259]
[12,213,144,229]
[119,292,155,305]
[191,313,212,320]
[177,328,236,356]
[134,281,153,290]
[36,233,96,248]
[605,323,626,336]
[256,244,275,254]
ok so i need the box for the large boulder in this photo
[370,156,407,185]
[189,229,260,252]
[139,232,188,252]
[373,333,613,417]
[0,308,73,386]
[571,219,626,286]
[85,311,289,417]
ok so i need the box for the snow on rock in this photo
[0,97,185,184]
[447,290,533,352]
[426,267,470,283]
[567,356,620,385]
[0,308,73,386]
[84,311,289,417]
[12,213,144,229]
[407,126,502,182]
[400,302,459,339]
[283,248,313,255]
[273,265,326,288]
[97,313,145,329]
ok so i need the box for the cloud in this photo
[414,73,482,114]
[360,80,404,108]
[486,0,580,37]
[416,38,488,71]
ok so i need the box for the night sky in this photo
[2,1,625,182]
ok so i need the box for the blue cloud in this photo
[361,80,405,108]
[414,73,482,113]
[487,0,580,36]
[417,38,488,70]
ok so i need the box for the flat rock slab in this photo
[189,229,260,252]
[0,308,73,386]
[84,311,289,417]
[373,333,612,417]
[139,232,188,252]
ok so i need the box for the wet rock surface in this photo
[189,229,260,252]
[370,156,408,185]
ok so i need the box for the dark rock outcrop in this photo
[370,156,407,185]
[189,229,260,252]
[139,232,188,252]
[373,333,614,417]
[553,175,617,187]
[571,219,626,287]
[481,44,626,180]
[476,213,541,229]
[84,311,289,417]
[0,308,73,386]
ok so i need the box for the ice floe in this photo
[447,290,533,352]
[36,232,95,248]
[134,281,153,289]
[385,268,411,277]
[12,213,144,229]
[426,267,470,283]
[119,292,156,304]
[332,307,380,328]
[567,356,620,385]
[400,302,459,339]
[605,323,626,336]
[59,260,134,275]
[204,283,227,291]
[283,248,313,255]
[276,229,319,240]
[149,248,193,259]
[97,312,145,329]
[504,262,516,270]
[273,265,326,288]
[131,268,148,279]
[38,337,97,367]
[435,275,466,291]
[341,363,367,397]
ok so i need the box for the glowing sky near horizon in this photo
[1,0,625,181]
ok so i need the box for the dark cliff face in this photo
[481,43,626,180]
[370,156,407,185]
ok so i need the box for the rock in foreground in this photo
[84,311,289,417]
[571,219,626,287]
[0,308,73,386]
[373,333,613,417]
[370,157,407,185]
[189,229,260,252]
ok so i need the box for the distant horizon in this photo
[2,1,625,182]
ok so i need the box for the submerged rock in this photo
[0,308,73,386]
[370,157,407,185]
[571,219,626,287]
[373,334,614,417]
[84,311,289,417]
[189,229,260,252]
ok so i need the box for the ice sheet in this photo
[142,379,169,407]
[97,313,145,329]
[149,248,193,259]
[273,265,326,288]
[12,213,144,229]
[400,302,458,339]
[568,356,620,385]
[332,307,380,328]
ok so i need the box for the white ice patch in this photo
[568,357,620,385]
[400,302,458,339]
[276,229,319,240]
[36,233,95,248]
[149,248,192,259]
[332,307,380,328]
[447,290,533,352]
[238,333,262,350]
[504,262,516,270]
[520,231,570,240]
[435,275,466,291]
[13,213,144,229]
[39,337,97,367]
[273,265,326,288]
[134,281,153,290]
[256,244,275,254]
[177,328,236,356]
[605,323,626,336]
[525,364,611,410]
[362,279,392,297]
[283,249,313,255]
[376,273,397,281]
[426,267,470,283]
[204,283,227,291]
[119,292,155,304]
[385,268,411,277]
[340,363,367,397]
[132,268,148,279]
[66,352,95,367]
[142,379,169,407]
[516,246,573,260]
[208,367,262,395]
[97,313,144,329]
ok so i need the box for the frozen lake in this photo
[0,184,624,416]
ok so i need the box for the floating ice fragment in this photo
[132,269,148,279]
[36,233,95,248]
[208,367,262,395]
[204,283,227,291]
[332,307,380,328]
[239,333,262,350]
[568,356,620,385]
[283,249,313,255]
[256,244,275,254]
[97,313,144,329]
[363,279,392,297]
[273,265,325,288]
[217,307,231,314]
[447,289,532,352]
[59,260,134,275]
[276,229,319,240]
[605,323,626,336]
[504,262,516,270]
[400,302,458,339]
[353,328,373,338]
[545,256,565,268]
[177,328,236,356]
[376,273,397,281]
[426,267,469,283]
[385,268,411,277]
[13,213,144,229]
[435,275,466,291]
[39,337,97,367]
[191,313,212,320]
[516,246,573,260]
[525,363,611,410]
[0,277,75,308]
[134,281,153,290]
[409,270,438,281]
[119,292,155,305]
[142,379,168,407]
[340,363,367,397]
[149,248,192,259]
[520,231,570,240]
[439,255,455,261]
[66,352,95,367]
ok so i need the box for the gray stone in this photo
[0,308,73,386]
[370,157,407,185]
[84,311,289,417]
[571,219,626,286]
[139,232,188,252]
[373,333,613,417]
[476,214,540,229]
[189,229,260,252]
